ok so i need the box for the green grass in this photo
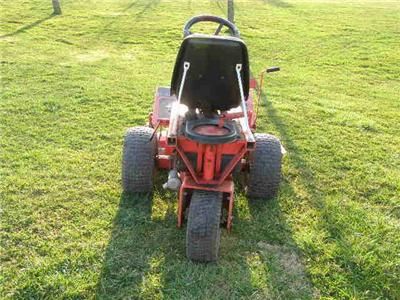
[1,0,399,299]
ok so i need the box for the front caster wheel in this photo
[186,190,222,262]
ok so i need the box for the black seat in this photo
[171,34,250,113]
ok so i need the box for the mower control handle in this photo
[183,15,240,38]
[266,66,280,73]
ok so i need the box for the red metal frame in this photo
[175,137,247,185]
[178,174,235,231]
[150,83,259,230]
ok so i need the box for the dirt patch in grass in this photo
[75,50,109,63]
[258,241,319,298]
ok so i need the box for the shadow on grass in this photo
[0,14,55,39]
[97,171,315,298]
[122,0,161,19]
[262,0,292,8]
[259,86,395,296]
[121,0,140,12]
[244,196,316,298]
[95,192,173,298]
[215,0,226,14]
[214,0,239,18]
[97,0,161,38]
[95,174,184,298]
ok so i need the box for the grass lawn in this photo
[1,0,399,299]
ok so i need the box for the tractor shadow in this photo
[0,14,55,39]
[248,91,323,297]
[229,183,316,298]
[262,0,293,8]
[96,192,154,298]
[214,0,239,17]
[122,0,161,19]
[97,175,316,298]
[96,174,182,298]
[257,85,385,295]
[97,0,161,38]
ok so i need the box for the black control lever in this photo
[266,66,280,73]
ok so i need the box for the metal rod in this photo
[235,64,252,135]
[168,61,190,144]
[178,62,190,104]
[255,71,266,125]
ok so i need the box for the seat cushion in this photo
[171,34,249,112]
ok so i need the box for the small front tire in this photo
[186,190,223,262]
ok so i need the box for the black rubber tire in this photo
[122,126,156,193]
[247,133,282,199]
[186,190,223,262]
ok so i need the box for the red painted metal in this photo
[218,111,244,127]
[178,173,235,230]
[215,144,222,173]
[175,138,247,186]
[156,134,174,169]
[250,77,257,89]
[196,144,204,173]
[150,80,261,231]
[203,145,216,180]
[247,92,256,129]
[193,124,230,136]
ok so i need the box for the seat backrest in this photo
[170,34,249,113]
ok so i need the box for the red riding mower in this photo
[122,15,282,262]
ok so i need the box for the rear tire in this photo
[186,190,222,262]
[247,133,282,199]
[122,126,155,193]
